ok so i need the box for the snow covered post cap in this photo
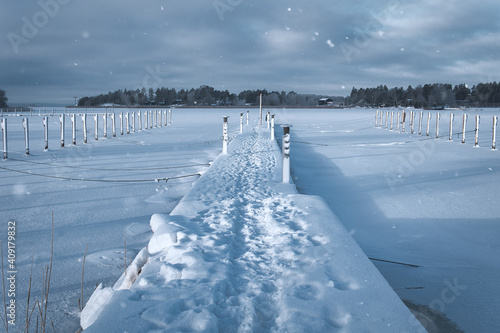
[1,118,7,159]
[222,116,229,154]
[282,125,291,183]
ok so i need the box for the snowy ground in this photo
[278,108,500,333]
[81,125,421,332]
[0,107,498,332]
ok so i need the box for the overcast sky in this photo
[1,0,499,105]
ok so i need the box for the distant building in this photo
[318,98,334,106]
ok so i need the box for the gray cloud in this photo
[1,0,499,105]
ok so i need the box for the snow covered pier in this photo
[81,126,424,332]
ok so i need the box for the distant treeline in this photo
[77,85,343,107]
[0,89,8,108]
[347,82,500,108]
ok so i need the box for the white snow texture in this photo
[81,126,423,332]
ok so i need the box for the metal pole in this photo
[1,118,6,159]
[267,111,270,129]
[149,110,153,129]
[282,126,290,184]
[23,118,29,155]
[385,111,388,129]
[390,111,393,131]
[81,114,87,144]
[43,116,49,149]
[158,110,161,128]
[396,112,400,131]
[169,109,172,125]
[71,114,76,145]
[247,110,249,125]
[132,112,135,132]
[240,112,243,134]
[222,116,228,154]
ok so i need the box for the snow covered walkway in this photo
[81,126,423,332]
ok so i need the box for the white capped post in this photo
[267,111,270,129]
[396,112,400,131]
[385,111,388,129]
[158,110,162,128]
[390,111,394,131]
[168,109,172,126]
[132,112,135,132]
[259,93,263,127]
[402,110,406,133]
[126,113,130,134]
[60,114,65,147]
[418,111,423,135]
[1,118,7,159]
[81,114,87,144]
[240,112,243,134]
[282,126,291,184]
[103,113,108,138]
[111,113,116,137]
[119,113,123,135]
[23,118,29,155]
[43,116,49,149]
[426,112,431,137]
[94,114,99,141]
[449,113,454,141]
[71,114,76,145]
[462,114,467,144]
[436,112,440,138]
[271,115,275,141]
[164,110,168,127]
[222,116,229,154]
[138,111,142,131]
[475,115,480,147]
[410,110,414,134]
[149,110,153,129]
[492,116,497,150]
